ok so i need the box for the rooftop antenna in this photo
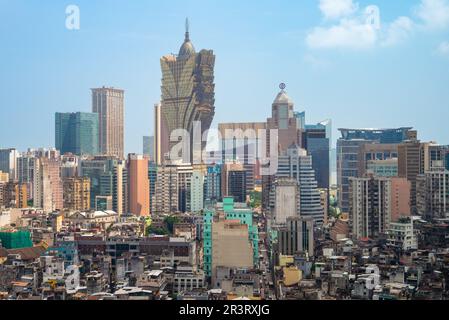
[185,18,190,41]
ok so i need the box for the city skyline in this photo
[1,0,449,154]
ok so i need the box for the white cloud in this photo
[381,17,415,47]
[415,0,449,29]
[436,41,449,55]
[306,18,377,50]
[319,0,358,20]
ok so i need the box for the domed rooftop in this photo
[179,39,196,58]
[273,90,294,105]
[178,18,196,59]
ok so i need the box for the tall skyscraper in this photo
[274,146,324,224]
[0,148,18,181]
[127,154,150,216]
[303,120,331,189]
[222,163,247,203]
[266,86,302,155]
[55,112,99,156]
[92,87,125,159]
[159,19,215,163]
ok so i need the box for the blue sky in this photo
[1,0,449,154]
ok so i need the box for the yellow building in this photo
[63,177,90,211]
[283,266,302,287]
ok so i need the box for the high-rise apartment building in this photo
[152,165,178,214]
[55,112,99,156]
[349,176,392,239]
[92,87,125,159]
[0,182,28,209]
[63,177,91,211]
[159,20,215,164]
[34,157,63,213]
[417,168,449,220]
[127,154,150,217]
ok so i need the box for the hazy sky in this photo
[1,0,449,154]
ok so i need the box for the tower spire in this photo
[185,18,190,41]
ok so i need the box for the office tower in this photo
[337,127,412,213]
[34,157,63,213]
[80,156,127,213]
[91,87,125,159]
[159,20,215,163]
[417,168,449,220]
[303,120,331,189]
[190,167,205,212]
[278,216,314,256]
[266,86,302,155]
[272,178,299,226]
[0,148,18,181]
[127,154,150,216]
[273,146,324,224]
[398,137,430,214]
[205,164,222,204]
[63,177,90,211]
[153,165,178,214]
[143,136,154,160]
[349,176,392,239]
[0,182,27,208]
[222,163,247,203]
[55,112,99,156]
